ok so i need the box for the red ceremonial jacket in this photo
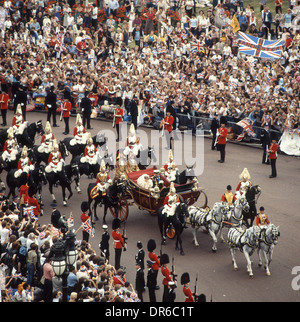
[28,196,41,217]
[218,127,228,145]
[61,101,72,118]
[161,266,172,286]
[183,286,194,302]
[114,108,123,125]
[0,93,9,109]
[269,143,278,160]
[112,229,125,249]
[164,115,174,132]
[148,251,160,271]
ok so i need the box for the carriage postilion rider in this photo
[15,146,34,178]
[256,206,271,227]
[235,168,252,198]
[38,121,55,154]
[12,104,26,136]
[124,123,143,157]
[221,185,236,206]
[96,160,112,196]
[163,150,178,182]
[70,113,89,146]
[2,127,18,163]
[45,140,64,174]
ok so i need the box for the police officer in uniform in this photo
[135,261,145,302]
[135,241,145,270]
[81,91,93,129]
[146,260,156,302]
[166,281,176,302]
[210,112,219,150]
[99,224,110,262]
[14,85,27,120]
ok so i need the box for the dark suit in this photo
[81,96,92,129]
[135,248,145,270]
[99,231,110,261]
[45,90,58,125]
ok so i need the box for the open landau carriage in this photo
[112,164,207,227]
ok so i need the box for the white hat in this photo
[129,123,135,136]
[52,139,58,150]
[169,182,176,194]
[100,159,106,171]
[7,127,14,138]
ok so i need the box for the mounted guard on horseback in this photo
[15,146,34,178]
[12,104,26,137]
[90,160,112,200]
[38,121,55,154]
[2,127,19,164]
[236,168,252,198]
[70,113,89,146]
[163,150,178,182]
[123,123,143,157]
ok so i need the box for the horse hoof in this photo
[175,247,179,251]
[249,275,254,279]
[234,267,238,271]
[63,201,67,206]
[212,249,217,253]
[266,272,271,276]
[258,263,262,267]
[180,251,185,256]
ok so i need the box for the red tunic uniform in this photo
[0,93,9,110]
[217,127,228,145]
[112,230,125,249]
[163,115,174,133]
[61,101,72,118]
[114,107,123,124]
[268,143,278,159]
[161,266,172,286]
[183,286,194,302]
[148,251,160,271]
[28,196,41,217]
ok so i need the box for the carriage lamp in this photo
[65,232,78,266]
[51,240,66,277]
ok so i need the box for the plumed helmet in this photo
[16,104,22,115]
[169,149,173,160]
[169,182,176,194]
[147,239,156,252]
[52,139,58,150]
[21,146,28,157]
[112,218,121,230]
[129,123,135,136]
[160,253,170,265]
[76,113,82,125]
[81,201,89,213]
[239,168,250,180]
[181,272,190,285]
[100,159,106,171]
[7,127,14,139]
[45,121,52,133]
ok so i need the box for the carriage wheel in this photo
[163,223,176,239]
[109,197,129,222]
[196,190,208,209]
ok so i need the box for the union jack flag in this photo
[23,206,37,221]
[83,218,94,238]
[238,32,282,59]
[236,118,256,141]
[190,40,205,54]
[67,214,74,227]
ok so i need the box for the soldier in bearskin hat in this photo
[181,272,194,302]
[160,253,173,302]
[216,116,228,163]
[112,218,125,270]
[147,239,160,290]
[80,201,91,242]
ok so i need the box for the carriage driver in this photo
[162,182,180,218]
[2,127,19,163]
[38,121,55,153]
[164,150,178,182]
[12,104,26,136]
[235,168,252,198]
[96,160,112,196]
[15,146,34,178]
[123,123,143,157]
[221,185,236,206]
[45,140,64,174]
[256,206,270,227]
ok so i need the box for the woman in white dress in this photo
[280,115,300,156]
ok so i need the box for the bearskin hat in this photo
[81,201,89,213]
[181,272,190,285]
[220,116,227,125]
[147,239,156,252]
[160,253,170,265]
[28,185,37,198]
[112,218,121,230]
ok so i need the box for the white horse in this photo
[227,225,260,278]
[219,196,250,242]
[257,224,280,276]
[188,202,229,252]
